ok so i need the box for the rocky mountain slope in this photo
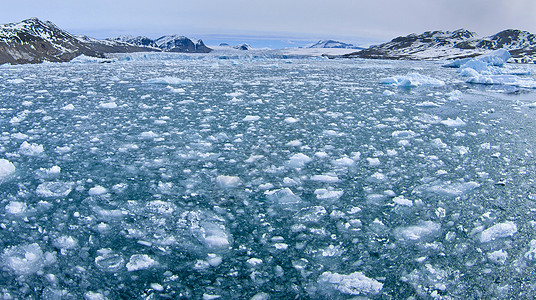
[341,29,536,63]
[0,18,211,64]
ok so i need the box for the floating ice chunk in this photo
[150,283,164,292]
[146,77,192,85]
[367,157,380,167]
[287,153,312,168]
[19,141,44,156]
[332,157,355,167]
[369,172,386,182]
[203,294,221,300]
[216,175,241,188]
[88,185,108,196]
[126,254,158,271]
[440,117,466,127]
[141,131,158,138]
[310,174,339,183]
[243,115,261,121]
[62,104,75,111]
[395,221,441,241]
[98,102,117,109]
[265,188,301,205]
[53,236,78,250]
[250,292,270,300]
[247,258,263,267]
[84,292,105,300]
[314,189,344,200]
[245,155,264,163]
[2,243,47,275]
[284,117,299,123]
[286,140,303,147]
[95,248,125,272]
[392,130,416,139]
[318,271,383,295]
[466,74,536,88]
[431,138,447,148]
[294,206,327,223]
[44,165,61,175]
[425,181,480,196]
[5,201,27,216]
[207,253,222,267]
[0,159,15,179]
[524,240,536,261]
[7,78,25,84]
[383,90,395,96]
[36,182,74,198]
[393,196,413,206]
[488,250,508,265]
[381,73,445,87]
[480,221,517,243]
[196,222,230,249]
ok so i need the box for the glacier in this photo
[0,52,536,299]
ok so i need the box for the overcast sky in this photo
[2,0,536,45]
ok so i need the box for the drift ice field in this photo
[1,51,536,299]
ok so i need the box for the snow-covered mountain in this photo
[0,18,158,64]
[0,18,211,64]
[309,40,362,49]
[342,29,536,63]
[154,35,211,53]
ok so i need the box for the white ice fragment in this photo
[480,221,517,243]
[245,155,264,163]
[216,175,241,188]
[395,221,441,241]
[150,283,164,292]
[203,294,221,300]
[53,236,78,250]
[36,182,74,198]
[61,104,75,111]
[84,292,105,300]
[440,117,466,127]
[367,157,380,167]
[94,248,125,272]
[487,250,508,265]
[2,243,45,275]
[310,174,339,183]
[287,153,312,168]
[243,115,261,121]
[392,130,416,139]
[5,201,27,215]
[286,140,303,147]
[250,292,270,300]
[88,185,108,196]
[265,188,301,205]
[318,271,383,295]
[393,196,413,206]
[98,102,117,109]
[314,189,344,200]
[0,159,15,179]
[381,73,445,87]
[247,258,263,267]
[284,117,299,123]
[332,157,355,167]
[46,165,61,175]
[524,240,536,261]
[207,253,222,267]
[141,131,158,138]
[19,141,44,156]
[146,77,192,85]
[126,254,158,271]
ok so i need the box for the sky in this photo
[2,0,536,48]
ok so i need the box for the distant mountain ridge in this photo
[308,40,363,49]
[341,29,536,63]
[0,18,211,64]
